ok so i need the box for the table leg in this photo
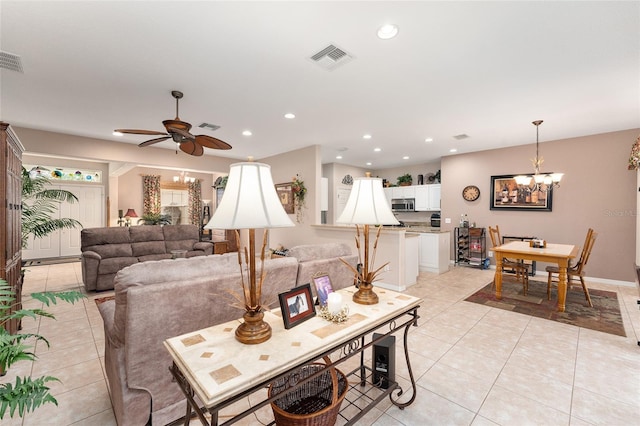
[495,256,503,299]
[557,259,569,312]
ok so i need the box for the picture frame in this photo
[275,183,295,214]
[312,272,334,306]
[489,174,553,211]
[278,283,316,329]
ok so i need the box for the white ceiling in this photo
[1,1,638,170]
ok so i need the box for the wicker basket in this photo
[268,360,347,426]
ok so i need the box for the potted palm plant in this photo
[21,167,82,249]
[397,173,413,186]
[0,279,84,419]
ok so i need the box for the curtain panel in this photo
[188,180,203,226]
[142,175,161,215]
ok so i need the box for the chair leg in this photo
[547,272,553,300]
[579,276,593,307]
[523,267,528,296]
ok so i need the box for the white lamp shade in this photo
[204,162,295,229]
[336,177,399,225]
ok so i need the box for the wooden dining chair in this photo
[546,228,597,307]
[488,225,530,295]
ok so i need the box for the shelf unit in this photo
[455,227,487,268]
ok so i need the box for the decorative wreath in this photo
[628,135,640,170]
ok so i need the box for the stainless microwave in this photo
[391,198,415,212]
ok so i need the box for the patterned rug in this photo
[94,295,115,305]
[465,280,626,337]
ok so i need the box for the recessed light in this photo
[284,113,296,119]
[112,131,123,137]
[363,134,372,140]
[377,24,399,40]
[402,156,410,160]
[242,130,252,136]
[374,148,381,152]
[449,148,458,153]
[425,137,433,143]
[336,155,343,160]
[366,162,372,166]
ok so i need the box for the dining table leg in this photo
[557,259,569,312]
[495,256,503,299]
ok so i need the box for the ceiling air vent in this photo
[198,123,221,131]
[453,134,470,140]
[309,44,354,71]
[0,51,24,73]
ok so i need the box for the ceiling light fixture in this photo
[336,155,343,160]
[374,148,381,152]
[284,113,295,119]
[112,131,123,137]
[363,134,372,140]
[514,120,563,191]
[173,171,195,184]
[377,24,399,40]
[366,162,372,166]
[449,148,458,153]
[402,156,409,160]
[425,137,433,143]
[242,130,252,136]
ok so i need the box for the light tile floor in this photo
[3,262,639,425]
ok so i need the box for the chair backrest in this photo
[574,230,597,274]
[575,228,594,265]
[488,225,501,248]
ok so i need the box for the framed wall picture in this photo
[275,183,295,214]
[489,174,553,211]
[312,272,334,306]
[278,283,316,329]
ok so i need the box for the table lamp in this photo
[336,175,399,304]
[124,208,138,226]
[204,161,295,344]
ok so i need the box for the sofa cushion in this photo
[88,243,134,259]
[132,241,166,257]
[81,227,131,249]
[130,225,165,242]
[163,224,199,241]
[98,257,139,275]
[137,253,173,262]
[288,243,354,263]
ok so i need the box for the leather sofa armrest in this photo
[82,250,102,260]
[97,300,121,348]
[193,241,214,255]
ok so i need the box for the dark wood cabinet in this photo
[1,122,25,334]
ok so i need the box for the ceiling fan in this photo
[114,90,232,156]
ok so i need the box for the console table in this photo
[164,287,421,425]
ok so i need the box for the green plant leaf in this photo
[0,375,60,419]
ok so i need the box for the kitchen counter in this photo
[405,226,448,234]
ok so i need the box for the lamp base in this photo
[235,311,272,345]
[353,281,379,305]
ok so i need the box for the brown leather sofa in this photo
[81,225,213,291]
[97,253,300,426]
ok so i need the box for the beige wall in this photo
[441,128,639,282]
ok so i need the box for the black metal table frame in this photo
[168,305,420,425]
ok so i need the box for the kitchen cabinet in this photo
[393,186,415,199]
[418,231,450,274]
[415,184,441,211]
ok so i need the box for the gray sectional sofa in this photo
[81,224,214,291]
[97,242,358,426]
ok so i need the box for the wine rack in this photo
[455,227,487,269]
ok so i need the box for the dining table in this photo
[493,240,579,312]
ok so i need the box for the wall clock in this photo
[462,185,480,201]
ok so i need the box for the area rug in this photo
[465,280,625,337]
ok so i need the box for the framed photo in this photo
[275,183,294,214]
[312,272,334,306]
[278,283,316,329]
[490,174,553,211]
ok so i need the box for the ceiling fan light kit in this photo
[114,90,232,156]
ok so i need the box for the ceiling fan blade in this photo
[138,136,171,147]
[115,129,168,136]
[195,135,232,150]
[180,140,204,156]
[167,126,195,141]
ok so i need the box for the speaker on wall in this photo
[372,333,395,389]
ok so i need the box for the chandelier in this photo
[514,120,563,191]
[173,171,195,184]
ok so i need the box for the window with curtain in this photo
[142,175,161,215]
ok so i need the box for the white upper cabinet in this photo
[415,184,441,211]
